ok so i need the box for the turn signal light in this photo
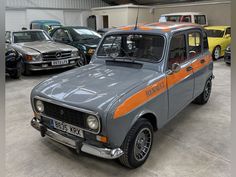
[96,135,108,143]
[25,55,33,61]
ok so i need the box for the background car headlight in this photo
[71,51,78,57]
[86,115,99,130]
[35,100,44,113]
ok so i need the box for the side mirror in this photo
[171,63,181,73]
[225,34,231,38]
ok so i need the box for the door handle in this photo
[200,59,205,64]
[186,66,193,72]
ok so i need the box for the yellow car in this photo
[205,26,231,60]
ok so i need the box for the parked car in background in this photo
[30,20,62,33]
[31,23,213,168]
[97,28,113,36]
[205,26,231,60]
[159,12,208,26]
[224,45,231,65]
[50,26,102,65]
[7,30,80,75]
[5,46,22,79]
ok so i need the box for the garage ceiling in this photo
[102,0,207,5]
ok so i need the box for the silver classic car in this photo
[6,30,80,75]
[31,22,213,168]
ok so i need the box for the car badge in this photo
[56,52,62,59]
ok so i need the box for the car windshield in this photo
[72,28,101,40]
[205,29,224,38]
[97,34,165,63]
[13,31,51,43]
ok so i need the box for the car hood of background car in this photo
[33,63,161,113]
[12,41,77,54]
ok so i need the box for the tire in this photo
[118,118,153,168]
[212,46,221,60]
[193,79,212,105]
[10,62,21,79]
[77,52,87,67]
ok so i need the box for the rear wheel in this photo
[193,79,212,105]
[118,118,153,168]
[212,46,221,60]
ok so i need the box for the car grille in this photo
[42,51,72,61]
[42,101,87,128]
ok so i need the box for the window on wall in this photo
[188,32,202,58]
[168,34,187,69]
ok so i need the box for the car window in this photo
[194,15,206,25]
[225,27,231,36]
[205,29,224,38]
[5,31,11,41]
[188,32,202,59]
[31,23,41,29]
[166,16,181,22]
[203,31,209,51]
[13,31,51,43]
[52,29,70,42]
[97,34,165,63]
[168,34,187,69]
[182,15,191,23]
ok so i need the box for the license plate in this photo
[53,119,84,138]
[52,59,68,66]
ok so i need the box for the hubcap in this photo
[214,47,220,59]
[134,128,152,161]
[204,80,212,100]
[78,53,85,67]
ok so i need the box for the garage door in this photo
[6,10,27,31]
[64,11,83,26]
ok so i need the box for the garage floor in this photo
[6,59,230,177]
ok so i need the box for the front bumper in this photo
[224,51,231,64]
[31,117,123,159]
[26,57,79,71]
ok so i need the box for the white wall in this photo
[5,9,92,31]
[26,9,65,25]
[5,10,27,31]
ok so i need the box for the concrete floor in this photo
[6,59,230,177]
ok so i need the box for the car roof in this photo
[60,26,89,29]
[12,29,45,33]
[30,20,61,24]
[161,12,205,16]
[205,26,230,30]
[112,22,203,35]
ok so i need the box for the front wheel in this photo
[77,52,87,67]
[212,46,221,60]
[193,79,212,105]
[119,118,153,168]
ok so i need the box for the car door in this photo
[51,28,72,44]
[188,30,210,97]
[166,32,194,119]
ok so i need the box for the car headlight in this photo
[35,100,44,113]
[86,115,99,130]
[25,54,42,61]
[71,51,78,57]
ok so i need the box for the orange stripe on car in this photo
[114,78,167,119]
[113,55,212,119]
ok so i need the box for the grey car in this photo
[6,30,80,75]
[31,22,213,168]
